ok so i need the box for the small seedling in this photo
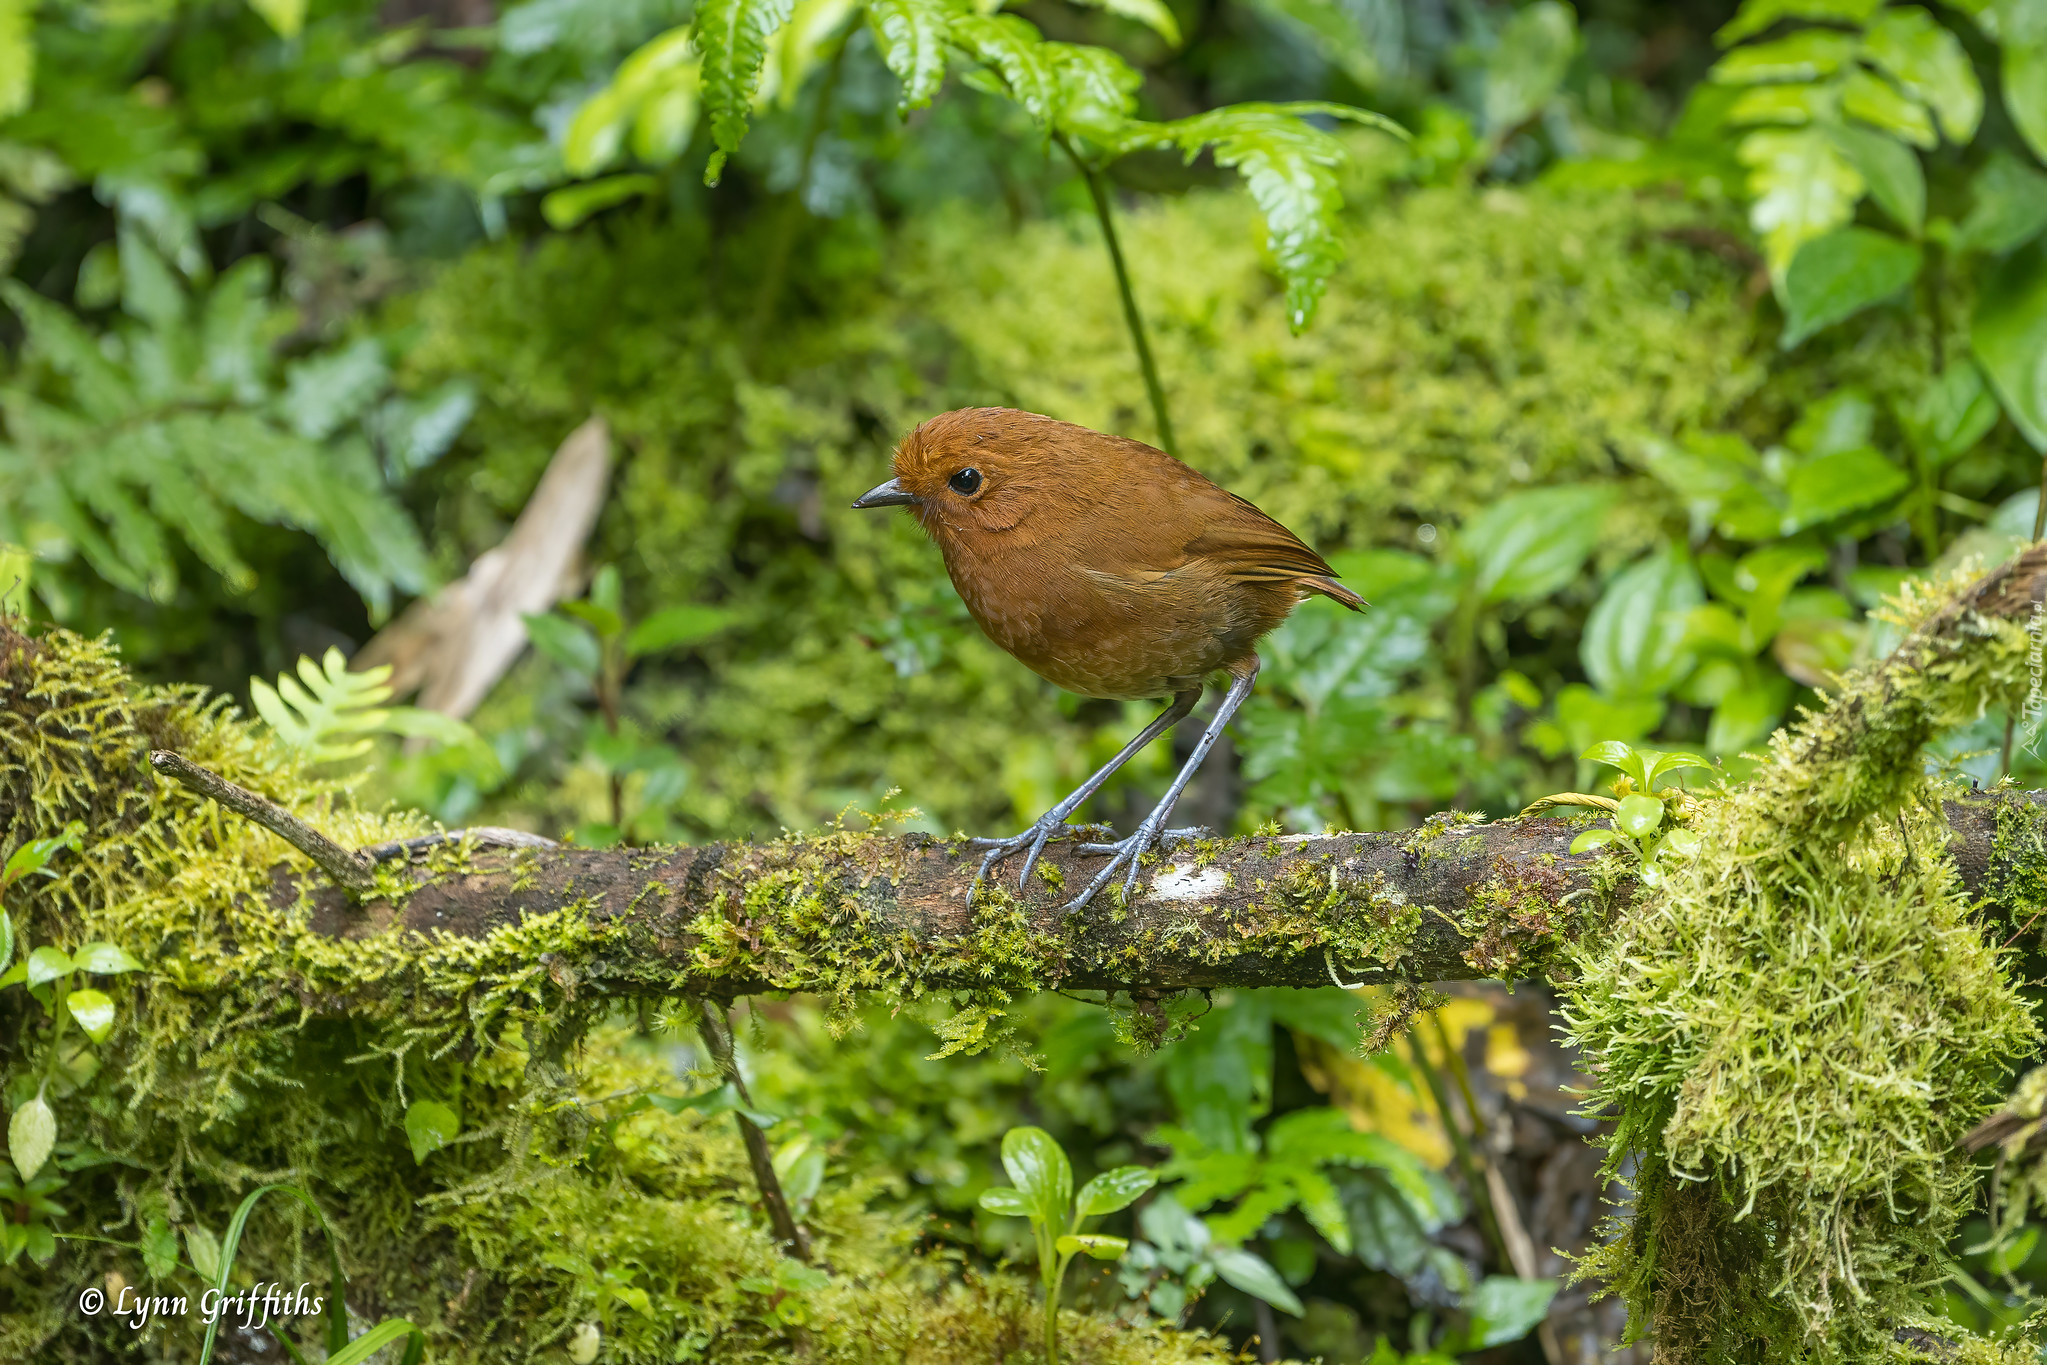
[1566,741,1714,886]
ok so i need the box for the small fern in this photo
[697,0,798,185]
[252,649,478,769]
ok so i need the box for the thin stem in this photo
[2033,456,2047,542]
[694,999,815,1263]
[1062,137,1178,457]
[749,31,851,358]
[1407,1022,1509,1270]
[147,751,376,895]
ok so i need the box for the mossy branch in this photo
[147,749,379,896]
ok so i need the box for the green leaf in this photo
[698,0,798,185]
[1739,127,1865,277]
[1862,5,1982,143]
[140,1215,178,1280]
[1208,1244,1304,1315]
[403,1100,461,1164]
[1464,1275,1559,1348]
[1130,102,1404,332]
[541,174,656,230]
[0,0,32,119]
[0,912,11,975]
[1956,152,2047,255]
[1829,124,1924,234]
[950,13,1062,128]
[626,605,741,657]
[185,1223,222,1283]
[64,988,115,1043]
[1782,446,1911,529]
[26,946,73,988]
[1066,0,1179,46]
[1780,227,1921,347]
[251,648,396,766]
[1569,827,1620,854]
[772,1137,826,1209]
[1707,669,1793,754]
[1615,793,1665,838]
[978,1185,1034,1217]
[282,337,390,442]
[1972,238,2047,452]
[1076,1165,1158,1218]
[1579,740,1648,788]
[72,941,144,975]
[1,819,84,892]
[1000,1126,1073,1228]
[1646,750,1715,785]
[1661,827,1704,858]
[1989,1225,2041,1276]
[1056,1232,1129,1260]
[1241,0,1380,87]
[1481,2,1576,137]
[1581,547,1704,698]
[647,1082,781,1128]
[1899,360,2000,467]
[523,612,603,679]
[1463,485,1618,604]
[2001,0,2047,164]
[324,1320,427,1365]
[1716,0,1884,47]
[1713,29,1859,85]
[867,0,956,111]
[1840,66,1936,148]
[246,0,308,38]
[8,1095,53,1182]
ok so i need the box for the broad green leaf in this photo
[2001,0,2047,163]
[949,13,1061,127]
[867,0,956,110]
[1829,124,1924,234]
[1615,793,1665,838]
[647,1083,781,1127]
[1782,446,1911,529]
[1464,1275,1559,1348]
[2,819,84,891]
[772,1137,826,1208]
[542,174,656,230]
[1989,1226,2042,1276]
[1841,66,1937,147]
[73,941,144,975]
[1899,360,1999,467]
[978,1186,1034,1217]
[1956,152,2047,255]
[404,1100,461,1163]
[64,987,115,1043]
[1713,30,1859,85]
[1209,1243,1303,1315]
[1863,6,1982,143]
[0,912,11,974]
[1581,548,1704,698]
[1708,669,1793,754]
[1739,127,1865,277]
[1242,0,1380,87]
[185,1223,222,1283]
[1779,227,1921,348]
[565,86,633,177]
[246,0,307,38]
[1579,740,1648,788]
[1569,827,1620,854]
[1716,0,1883,47]
[1972,239,2047,451]
[1661,827,1703,857]
[1481,2,1576,137]
[1077,1165,1159,1217]
[523,612,603,679]
[1067,0,1179,46]
[1057,1232,1129,1259]
[627,605,741,657]
[1000,1126,1073,1227]
[698,0,798,185]
[26,946,73,987]
[0,0,31,119]
[1645,750,1714,785]
[139,1215,178,1280]
[8,1094,53,1181]
[1463,485,1617,604]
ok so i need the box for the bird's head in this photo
[853,407,1104,540]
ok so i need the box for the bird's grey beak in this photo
[853,477,918,509]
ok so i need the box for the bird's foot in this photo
[1063,824,1213,912]
[964,820,1116,903]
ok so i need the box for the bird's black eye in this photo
[949,467,983,495]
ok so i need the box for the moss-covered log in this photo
[269,790,2047,998]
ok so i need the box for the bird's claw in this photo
[1061,825,1208,912]
[963,821,1115,903]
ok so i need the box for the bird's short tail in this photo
[1302,576,1367,611]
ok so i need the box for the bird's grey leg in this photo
[965,687,1201,902]
[1065,657,1260,913]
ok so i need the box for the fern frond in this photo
[697,0,797,185]
[948,13,1063,128]
[251,649,395,767]
[867,0,957,111]
[1063,0,1180,48]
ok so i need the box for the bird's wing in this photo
[1177,491,1367,610]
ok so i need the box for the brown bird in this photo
[854,407,1365,909]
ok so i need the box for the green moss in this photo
[1455,857,1575,979]
[1562,570,2042,1362]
